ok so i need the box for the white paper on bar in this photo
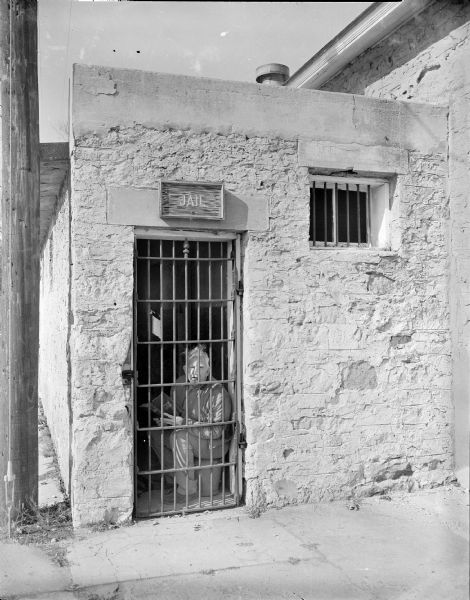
[151,313,162,339]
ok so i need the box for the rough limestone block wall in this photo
[75,140,451,512]
[69,153,134,526]
[39,189,71,492]
[71,65,451,523]
[322,0,470,489]
[244,152,452,507]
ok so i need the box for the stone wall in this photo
[69,160,134,526]
[322,0,470,489]
[39,185,71,492]
[244,151,452,506]
[70,65,451,524]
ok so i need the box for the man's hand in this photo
[161,413,184,426]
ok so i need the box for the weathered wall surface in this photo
[71,65,451,523]
[39,186,71,492]
[322,0,470,98]
[69,162,134,527]
[322,0,470,489]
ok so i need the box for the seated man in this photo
[151,344,232,499]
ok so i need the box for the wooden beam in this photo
[0,0,40,519]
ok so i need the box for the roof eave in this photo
[285,0,430,90]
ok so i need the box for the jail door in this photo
[133,237,242,518]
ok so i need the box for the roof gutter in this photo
[285,0,430,89]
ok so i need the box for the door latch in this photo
[121,369,134,384]
[238,430,247,450]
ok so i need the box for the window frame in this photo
[309,175,390,249]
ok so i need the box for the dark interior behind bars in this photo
[134,239,239,517]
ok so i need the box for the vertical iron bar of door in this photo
[208,243,212,372]
[184,240,189,504]
[357,184,361,244]
[346,184,350,246]
[222,242,230,504]
[172,240,176,501]
[146,240,151,515]
[333,183,338,246]
[222,243,227,503]
[223,242,228,503]
[196,241,200,345]
[227,242,236,503]
[159,240,164,511]
[323,182,327,246]
[218,242,224,501]
[133,239,138,515]
[208,243,213,504]
[235,234,242,501]
[220,242,224,393]
[366,185,371,246]
[196,242,201,501]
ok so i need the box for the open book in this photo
[140,392,174,416]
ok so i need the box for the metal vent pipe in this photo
[255,63,290,86]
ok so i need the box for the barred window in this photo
[309,177,390,248]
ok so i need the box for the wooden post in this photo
[0,0,40,520]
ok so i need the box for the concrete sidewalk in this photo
[0,486,468,600]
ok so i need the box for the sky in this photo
[38,1,374,142]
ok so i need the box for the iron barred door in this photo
[133,237,242,517]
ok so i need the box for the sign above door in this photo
[160,180,224,220]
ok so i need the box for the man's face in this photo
[184,354,210,383]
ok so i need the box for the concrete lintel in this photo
[72,64,447,156]
[298,140,408,174]
[106,186,269,232]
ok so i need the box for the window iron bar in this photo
[310,186,315,246]
[334,182,338,246]
[356,184,361,244]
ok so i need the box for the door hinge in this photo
[238,428,247,450]
[236,280,244,297]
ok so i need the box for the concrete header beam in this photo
[72,64,447,157]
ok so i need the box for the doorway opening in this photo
[133,236,242,517]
